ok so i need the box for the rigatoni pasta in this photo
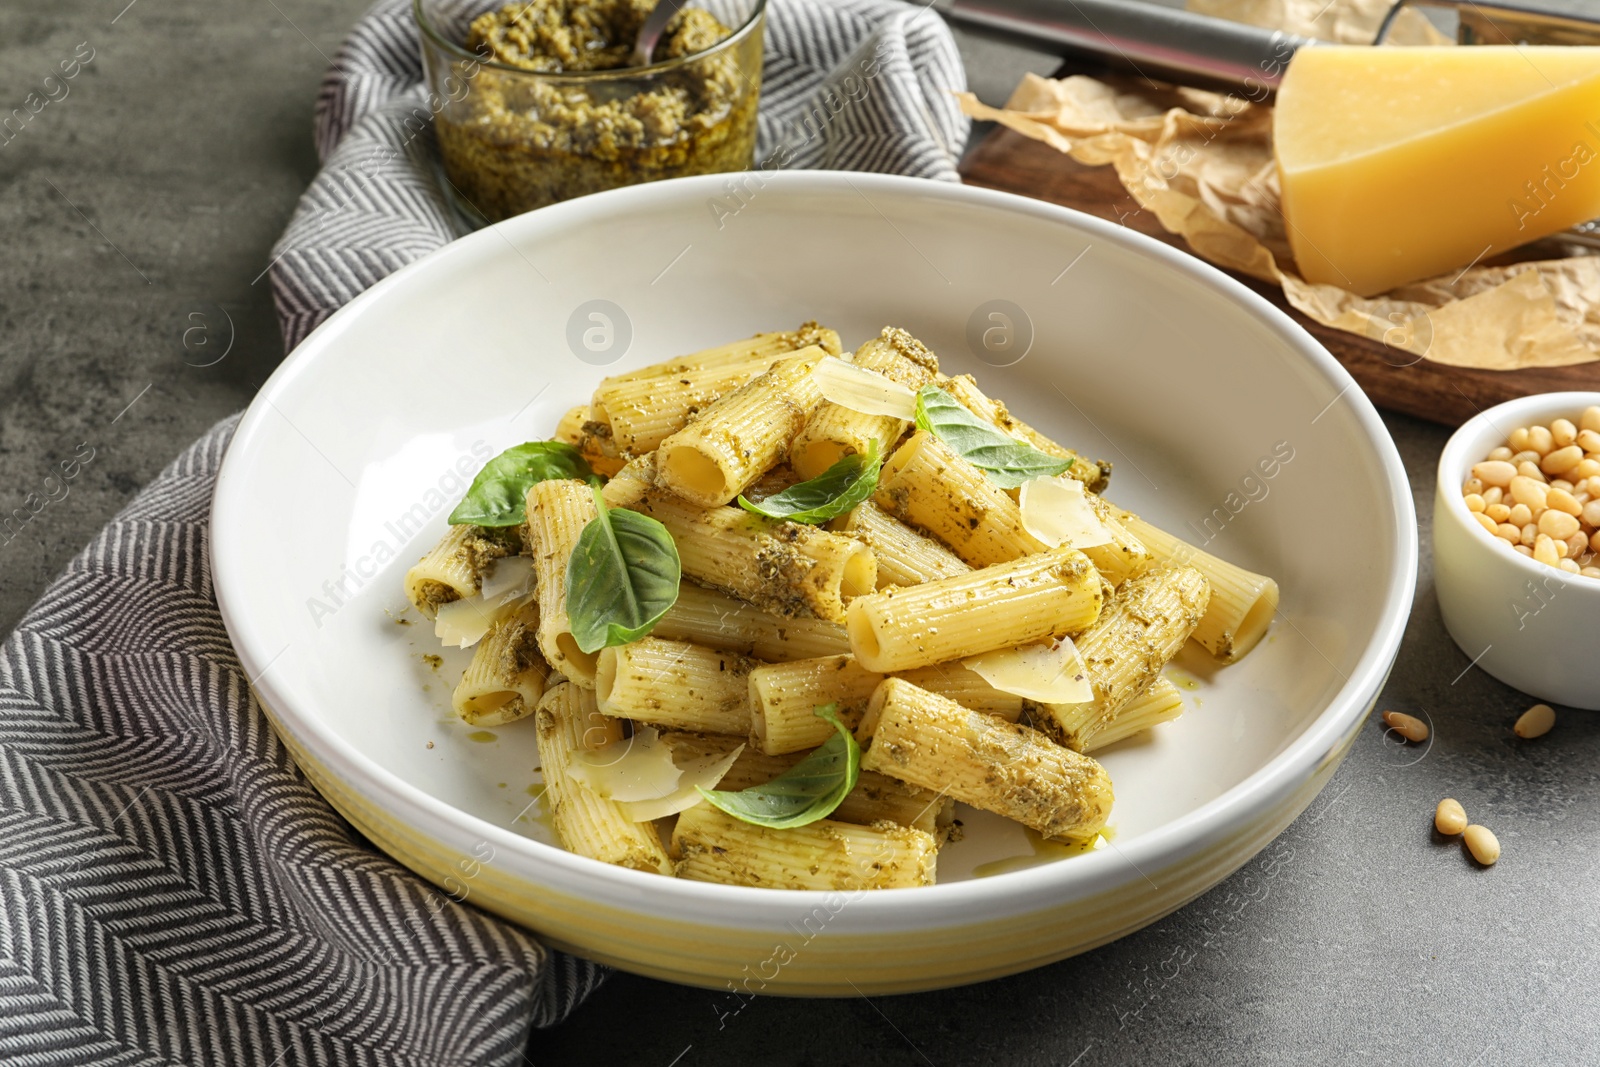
[452,603,550,726]
[656,349,828,507]
[405,321,1279,892]
[790,327,941,479]
[534,684,674,874]
[524,478,602,686]
[595,636,756,735]
[846,547,1103,672]
[672,803,938,889]
[859,678,1115,843]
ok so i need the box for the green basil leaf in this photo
[449,442,598,527]
[565,487,681,652]
[913,385,1073,489]
[696,704,860,829]
[735,440,883,525]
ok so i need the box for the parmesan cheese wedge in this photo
[1275,46,1600,296]
[812,356,918,419]
[963,639,1093,703]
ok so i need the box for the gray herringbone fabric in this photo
[0,418,603,1066]
[0,2,966,1063]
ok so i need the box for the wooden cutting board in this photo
[959,124,1600,427]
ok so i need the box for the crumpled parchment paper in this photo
[958,3,1600,370]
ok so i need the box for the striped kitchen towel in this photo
[0,2,966,1065]
[271,0,970,350]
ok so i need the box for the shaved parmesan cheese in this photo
[1019,475,1112,550]
[434,593,518,648]
[963,639,1093,703]
[479,555,535,601]
[433,557,536,648]
[812,356,917,419]
[568,727,744,822]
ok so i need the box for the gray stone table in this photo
[3,2,1595,1065]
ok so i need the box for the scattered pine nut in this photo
[1463,824,1500,866]
[1434,798,1468,836]
[1382,710,1429,743]
[1514,703,1556,739]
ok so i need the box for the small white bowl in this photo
[1435,392,1600,710]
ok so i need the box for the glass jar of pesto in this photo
[415,0,766,224]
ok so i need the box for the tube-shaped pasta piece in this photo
[789,327,941,479]
[828,500,970,588]
[595,354,776,455]
[652,581,852,661]
[1065,677,1186,754]
[937,373,1111,494]
[748,654,1024,754]
[623,490,876,623]
[553,405,626,477]
[595,637,756,735]
[875,431,1044,567]
[599,450,657,510]
[403,524,514,618]
[874,432,1147,584]
[660,734,952,836]
[1115,512,1280,662]
[748,654,883,753]
[672,803,937,889]
[525,479,601,687]
[591,324,841,452]
[859,678,1114,842]
[656,349,827,507]
[534,683,673,874]
[846,547,1102,673]
[1032,566,1209,750]
[595,323,842,388]
[896,663,1024,721]
[452,603,551,726]
[1080,494,1154,587]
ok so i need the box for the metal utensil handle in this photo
[945,0,1316,95]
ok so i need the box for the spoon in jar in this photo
[630,0,691,67]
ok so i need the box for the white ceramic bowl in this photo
[211,172,1416,994]
[1434,392,1600,710]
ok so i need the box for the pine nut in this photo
[1574,459,1600,480]
[1509,427,1532,451]
[1522,523,1540,545]
[1534,534,1561,566]
[1382,710,1429,743]
[1515,544,1535,557]
[1578,429,1600,454]
[1464,824,1500,866]
[1497,523,1521,542]
[1552,419,1578,448]
[1583,499,1600,527]
[1583,565,1600,577]
[1510,476,1548,510]
[1542,445,1584,475]
[1539,509,1580,540]
[1566,532,1588,559]
[1508,502,1533,526]
[1472,512,1498,535]
[1487,445,1514,462]
[1472,461,1517,487]
[1547,487,1583,516]
[1486,503,1512,523]
[1511,449,1542,467]
[1584,406,1600,433]
[1434,798,1467,836]
[1481,486,1504,506]
[1529,426,1555,454]
[1550,478,1575,493]
[1464,493,1486,513]
[1558,558,1581,574]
